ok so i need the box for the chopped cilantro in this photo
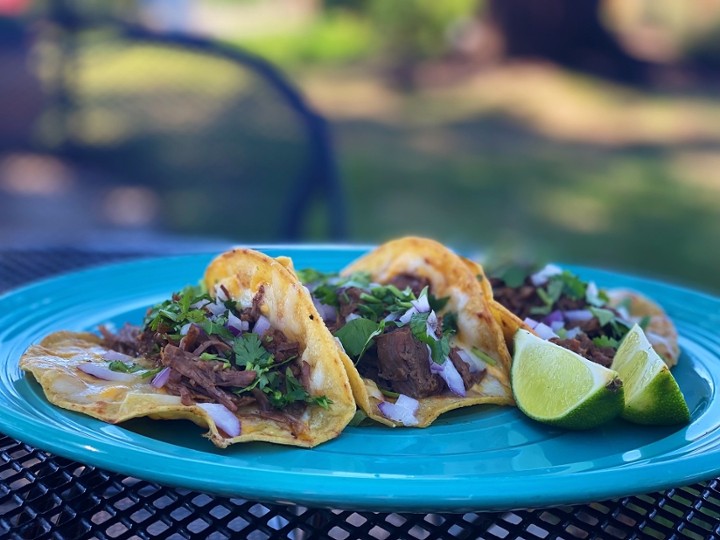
[638,315,651,330]
[531,279,564,315]
[471,347,497,366]
[592,336,619,349]
[108,361,143,373]
[334,317,384,361]
[428,292,450,312]
[589,307,616,327]
[409,312,451,364]
[348,409,369,426]
[442,311,458,334]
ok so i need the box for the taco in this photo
[486,263,680,368]
[20,249,356,448]
[296,237,514,428]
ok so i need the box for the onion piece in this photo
[530,264,563,286]
[426,311,439,338]
[312,297,337,323]
[565,327,582,339]
[206,301,227,318]
[102,350,135,363]
[197,403,241,437]
[564,310,594,322]
[524,318,558,340]
[550,320,565,332]
[542,310,564,326]
[585,281,602,306]
[214,284,229,302]
[78,363,138,382]
[345,313,361,323]
[454,348,487,374]
[383,312,401,323]
[378,398,419,426]
[151,367,171,388]
[179,322,192,336]
[395,394,420,415]
[190,299,210,310]
[411,294,430,313]
[226,312,249,335]
[398,306,418,325]
[252,314,271,337]
[429,355,466,397]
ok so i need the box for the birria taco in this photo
[486,263,680,368]
[296,237,514,428]
[20,249,356,448]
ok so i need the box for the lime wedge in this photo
[611,324,690,425]
[512,330,624,429]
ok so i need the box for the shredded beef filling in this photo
[334,275,479,399]
[550,335,615,368]
[100,297,310,416]
[490,276,621,365]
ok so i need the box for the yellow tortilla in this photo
[336,237,514,428]
[21,249,356,448]
[606,288,679,368]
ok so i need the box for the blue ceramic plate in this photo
[0,247,718,512]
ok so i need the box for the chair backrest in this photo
[18,16,346,242]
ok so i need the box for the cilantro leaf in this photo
[409,312,451,364]
[428,292,450,312]
[471,347,497,366]
[592,336,619,349]
[334,317,384,360]
[233,333,273,368]
[589,307,616,327]
[531,279,564,315]
[108,361,143,373]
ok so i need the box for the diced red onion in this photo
[383,312,401,323]
[214,284,230,302]
[411,294,430,313]
[151,367,171,388]
[550,320,565,332]
[398,306,418,325]
[454,348,487,374]
[191,299,210,310]
[585,281,601,306]
[564,310,594,322]
[378,399,419,426]
[226,312,249,335]
[542,310,564,326]
[345,313,361,323]
[252,314,271,337]
[395,394,420,414]
[524,318,558,340]
[179,323,192,336]
[102,350,135,363]
[565,327,581,339]
[429,354,466,396]
[312,297,337,323]
[206,301,227,318]
[530,264,562,286]
[426,311,439,337]
[78,363,138,382]
[197,403,241,437]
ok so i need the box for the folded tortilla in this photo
[313,237,515,427]
[20,249,357,448]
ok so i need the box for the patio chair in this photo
[0,5,345,244]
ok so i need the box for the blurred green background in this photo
[1,0,719,293]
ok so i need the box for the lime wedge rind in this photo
[512,330,624,430]
[612,324,690,426]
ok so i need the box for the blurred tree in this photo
[488,0,651,85]
[367,0,478,89]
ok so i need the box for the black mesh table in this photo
[2,249,720,540]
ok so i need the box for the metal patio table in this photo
[1,248,719,540]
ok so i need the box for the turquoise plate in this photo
[0,247,718,512]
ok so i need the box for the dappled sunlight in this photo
[305,63,720,147]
